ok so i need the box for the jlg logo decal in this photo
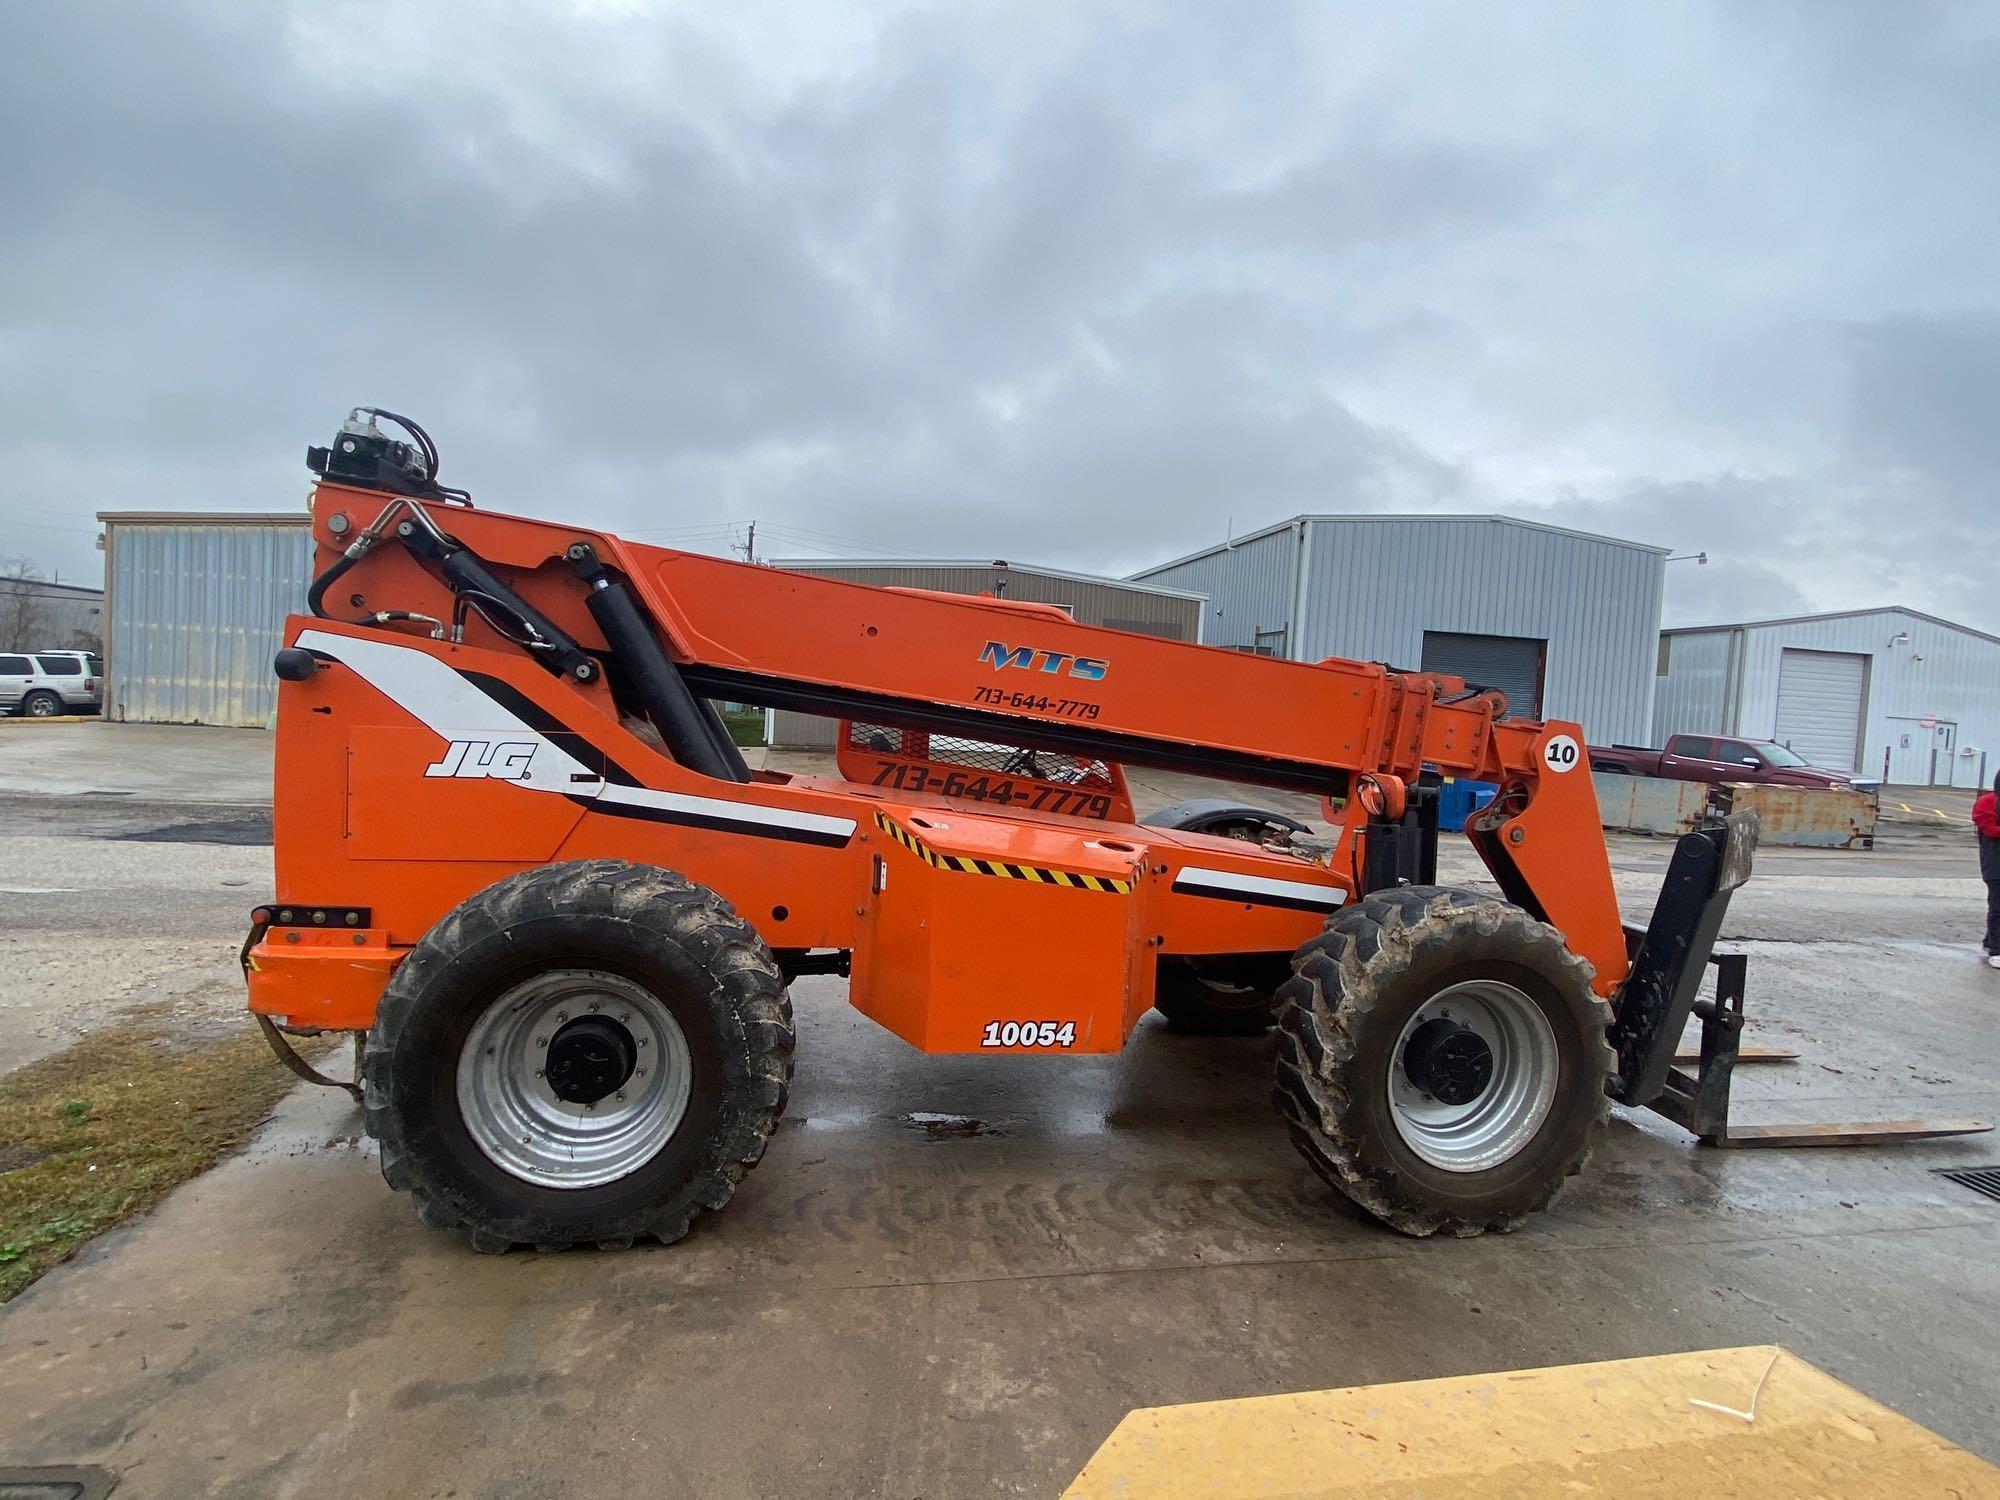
[978,641,1108,681]
[425,738,538,781]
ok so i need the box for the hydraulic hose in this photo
[306,549,360,619]
[306,494,435,623]
[306,538,379,624]
[400,527,599,684]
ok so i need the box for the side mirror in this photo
[1738,757,1760,767]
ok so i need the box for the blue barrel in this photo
[1437,777,1497,833]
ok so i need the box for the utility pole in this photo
[739,520,757,564]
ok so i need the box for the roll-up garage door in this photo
[1420,631,1545,719]
[1773,649,1866,771]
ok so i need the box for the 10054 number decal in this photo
[981,1020,1078,1049]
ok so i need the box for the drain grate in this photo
[1932,1165,2000,1203]
[0,1466,117,1499]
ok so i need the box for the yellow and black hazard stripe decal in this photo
[873,813,1132,893]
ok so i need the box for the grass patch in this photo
[721,708,766,748]
[0,1010,327,1302]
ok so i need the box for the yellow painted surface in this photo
[1064,1346,1999,1498]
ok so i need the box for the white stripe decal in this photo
[595,782,856,840]
[297,628,856,842]
[298,628,579,750]
[1174,866,1347,908]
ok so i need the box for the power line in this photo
[755,535,853,557]
[619,522,742,541]
[760,520,906,551]
[755,522,913,559]
[600,514,926,562]
[0,511,99,537]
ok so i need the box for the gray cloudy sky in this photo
[4,3,1997,629]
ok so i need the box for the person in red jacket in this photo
[1977,772,2000,968]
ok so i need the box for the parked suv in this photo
[0,651,104,717]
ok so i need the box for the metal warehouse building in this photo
[1655,607,2000,786]
[1131,515,1666,744]
[97,511,312,727]
[0,575,104,652]
[766,559,1207,748]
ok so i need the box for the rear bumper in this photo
[244,921,402,1031]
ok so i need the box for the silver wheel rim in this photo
[456,969,693,1190]
[1387,979,1558,1174]
[27,697,54,717]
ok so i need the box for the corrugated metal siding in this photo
[767,562,1205,748]
[1131,527,1297,652]
[1652,629,1732,742]
[106,520,312,727]
[0,579,104,651]
[1297,519,1663,744]
[1721,610,2000,786]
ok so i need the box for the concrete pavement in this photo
[0,793,271,1073]
[2,724,1998,1496]
[1,822,1996,1495]
[0,722,274,804]
[0,962,1996,1497]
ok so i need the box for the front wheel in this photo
[1271,886,1611,1237]
[362,860,793,1252]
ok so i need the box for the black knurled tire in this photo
[1153,958,1288,1035]
[1271,885,1613,1238]
[362,859,793,1253]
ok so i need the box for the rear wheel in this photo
[1271,886,1611,1237]
[22,691,60,718]
[362,860,792,1252]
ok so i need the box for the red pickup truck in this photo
[1588,733,1864,790]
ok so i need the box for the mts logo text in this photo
[978,642,1108,681]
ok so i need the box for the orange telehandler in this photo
[245,408,1768,1251]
